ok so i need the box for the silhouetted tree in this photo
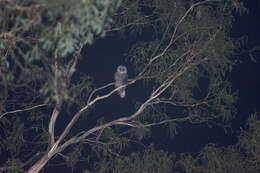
[0,0,248,172]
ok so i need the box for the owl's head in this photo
[117,65,127,74]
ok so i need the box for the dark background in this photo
[77,0,260,154]
[43,0,260,172]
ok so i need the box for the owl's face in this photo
[117,65,127,74]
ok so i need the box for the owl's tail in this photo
[118,88,126,98]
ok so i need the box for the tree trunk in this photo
[28,153,51,173]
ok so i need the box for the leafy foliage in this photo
[0,117,24,155]
[2,158,24,173]
[120,0,243,137]
[83,113,260,173]
[92,145,174,173]
[178,112,260,173]
[0,0,121,103]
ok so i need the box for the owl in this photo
[114,65,128,98]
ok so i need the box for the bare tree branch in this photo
[54,0,215,153]
[27,1,223,172]
[0,104,48,119]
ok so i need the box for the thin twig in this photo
[0,104,48,119]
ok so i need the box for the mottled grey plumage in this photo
[114,65,128,98]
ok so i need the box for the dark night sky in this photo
[76,0,260,154]
[231,0,260,121]
[171,0,260,153]
[49,1,260,172]
[1,1,259,173]
[162,0,260,153]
